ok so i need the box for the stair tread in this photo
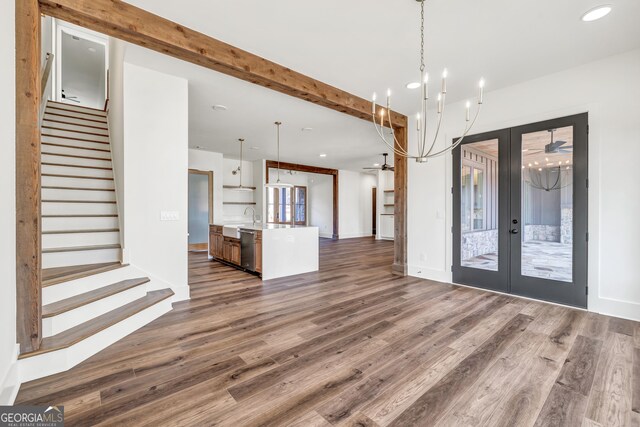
[20,289,174,358]
[42,152,112,161]
[42,173,114,180]
[44,112,108,125]
[46,106,107,119]
[47,101,107,115]
[42,186,115,191]
[42,162,112,170]
[42,200,117,204]
[43,262,127,287]
[41,134,110,144]
[42,118,108,131]
[43,214,118,218]
[42,244,121,254]
[42,277,150,318]
[42,228,120,235]
[42,142,111,153]
[41,125,109,138]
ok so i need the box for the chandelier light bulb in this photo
[442,69,448,79]
[424,73,429,83]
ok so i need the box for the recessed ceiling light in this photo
[319,153,327,158]
[406,82,421,89]
[212,104,228,111]
[373,163,380,167]
[581,5,612,22]
[302,127,313,132]
[250,146,260,150]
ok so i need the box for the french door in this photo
[453,113,588,308]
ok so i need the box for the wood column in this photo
[392,124,408,276]
[15,0,42,353]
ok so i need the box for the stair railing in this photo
[39,52,54,124]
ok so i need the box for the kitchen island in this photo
[209,224,319,280]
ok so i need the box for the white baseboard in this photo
[339,232,375,239]
[590,296,640,322]
[408,264,452,283]
[319,233,333,239]
[0,344,20,405]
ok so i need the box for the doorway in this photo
[372,187,377,235]
[188,169,214,251]
[453,113,588,308]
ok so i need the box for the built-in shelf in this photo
[384,204,394,207]
[223,202,257,205]
[383,190,394,193]
[381,213,395,216]
[223,185,256,190]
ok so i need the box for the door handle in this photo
[510,228,519,234]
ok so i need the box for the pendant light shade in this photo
[232,138,254,192]
[265,121,293,189]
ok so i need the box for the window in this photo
[461,161,486,232]
[267,186,307,224]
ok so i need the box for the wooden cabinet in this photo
[209,225,224,259]
[223,237,241,266]
[254,231,262,273]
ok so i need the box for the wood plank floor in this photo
[16,237,640,426]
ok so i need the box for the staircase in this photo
[18,101,176,382]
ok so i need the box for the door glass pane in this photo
[188,173,209,245]
[294,187,307,224]
[521,126,573,282]
[460,139,499,271]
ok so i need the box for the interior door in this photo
[188,169,213,251]
[509,114,588,307]
[453,129,511,293]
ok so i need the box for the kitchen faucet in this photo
[244,206,256,225]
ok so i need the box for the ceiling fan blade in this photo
[67,98,80,103]
[362,167,380,170]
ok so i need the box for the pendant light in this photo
[265,121,293,189]
[232,138,254,192]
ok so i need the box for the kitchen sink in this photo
[222,224,244,239]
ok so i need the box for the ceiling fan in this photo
[61,89,80,103]
[363,153,394,172]
[528,129,573,154]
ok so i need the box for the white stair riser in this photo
[41,128,109,142]
[42,135,110,151]
[42,175,114,190]
[42,154,112,169]
[42,144,111,160]
[43,231,121,249]
[43,113,107,128]
[42,248,121,269]
[19,297,173,383]
[42,120,108,134]
[42,188,116,202]
[47,102,107,117]
[43,285,148,337]
[42,164,113,179]
[43,216,119,232]
[46,107,107,122]
[42,201,117,216]
[43,265,144,304]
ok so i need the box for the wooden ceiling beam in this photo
[39,0,407,128]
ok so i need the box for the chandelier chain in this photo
[420,1,425,72]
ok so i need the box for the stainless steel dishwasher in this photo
[240,229,256,271]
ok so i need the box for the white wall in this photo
[123,62,189,299]
[339,170,376,239]
[0,0,19,405]
[188,149,224,224]
[107,38,126,245]
[408,49,640,321]
[309,174,334,238]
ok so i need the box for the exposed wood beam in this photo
[38,0,407,128]
[16,0,42,353]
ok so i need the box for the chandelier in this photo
[525,166,572,192]
[265,121,293,189]
[371,0,485,162]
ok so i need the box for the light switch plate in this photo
[160,211,180,221]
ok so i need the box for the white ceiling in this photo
[123,0,640,170]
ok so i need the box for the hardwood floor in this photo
[15,237,640,426]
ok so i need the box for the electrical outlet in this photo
[160,211,180,221]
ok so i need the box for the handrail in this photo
[103,69,110,112]
[39,52,54,122]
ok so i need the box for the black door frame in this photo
[452,113,588,308]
